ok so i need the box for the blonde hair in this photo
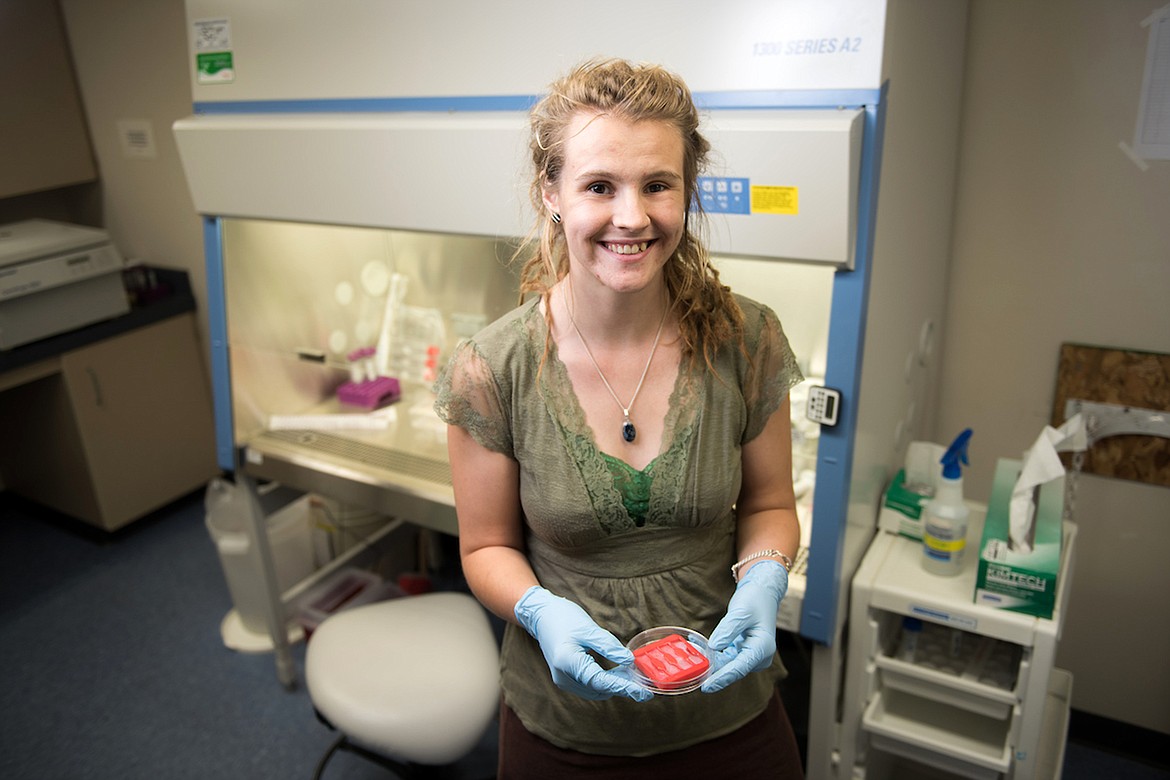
[517,58,745,373]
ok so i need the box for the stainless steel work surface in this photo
[241,388,458,536]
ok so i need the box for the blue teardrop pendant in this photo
[622,418,637,443]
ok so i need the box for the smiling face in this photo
[542,112,687,297]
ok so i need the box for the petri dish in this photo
[627,626,712,695]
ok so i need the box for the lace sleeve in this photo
[433,338,514,456]
[742,301,804,443]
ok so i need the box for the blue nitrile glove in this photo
[701,559,789,694]
[514,585,653,702]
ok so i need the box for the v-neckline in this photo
[527,302,701,531]
[544,316,686,473]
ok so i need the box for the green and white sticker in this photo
[196,51,234,84]
[194,18,234,84]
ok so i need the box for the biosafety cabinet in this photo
[174,2,973,778]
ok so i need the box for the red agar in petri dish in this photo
[633,633,710,687]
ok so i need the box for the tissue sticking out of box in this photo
[904,440,946,495]
[1009,414,1087,553]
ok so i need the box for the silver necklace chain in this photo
[565,278,669,444]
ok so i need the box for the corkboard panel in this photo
[1050,343,1170,487]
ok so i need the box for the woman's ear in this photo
[541,182,560,220]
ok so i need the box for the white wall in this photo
[55,0,1170,735]
[58,0,209,360]
[939,0,1170,734]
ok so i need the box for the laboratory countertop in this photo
[0,266,196,377]
[241,388,460,537]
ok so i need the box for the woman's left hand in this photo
[700,559,789,694]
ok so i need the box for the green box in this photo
[975,458,1064,619]
[877,469,932,539]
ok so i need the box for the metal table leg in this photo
[239,474,297,688]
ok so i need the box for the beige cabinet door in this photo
[61,314,217,529]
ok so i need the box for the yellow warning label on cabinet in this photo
[750,186,799,215]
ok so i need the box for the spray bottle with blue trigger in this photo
[922,428,973,576]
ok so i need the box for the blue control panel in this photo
[697,176,751,215]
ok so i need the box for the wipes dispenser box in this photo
[879,441,945,539]
[879,469,930,539]
[975,458,1064,619]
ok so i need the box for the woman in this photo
[434,58,805,777]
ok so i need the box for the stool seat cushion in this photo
[305,591,499,765]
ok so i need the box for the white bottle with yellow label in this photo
[922,429,973,576]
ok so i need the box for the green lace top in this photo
[434,293,803,757]
[604,453,655,526]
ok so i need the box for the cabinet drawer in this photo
[863,689,1012,778]
[876,656,1017,720]
[879,616,1023,719]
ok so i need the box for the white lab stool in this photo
[305,591,500,779]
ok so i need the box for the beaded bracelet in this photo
[731,548,794,582]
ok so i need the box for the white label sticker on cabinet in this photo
[194,18,234,84]
[909,605,978,632]
[193,18,231,51]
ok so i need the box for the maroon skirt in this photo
[497,689,805,779]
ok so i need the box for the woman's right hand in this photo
[514,586,653,702]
